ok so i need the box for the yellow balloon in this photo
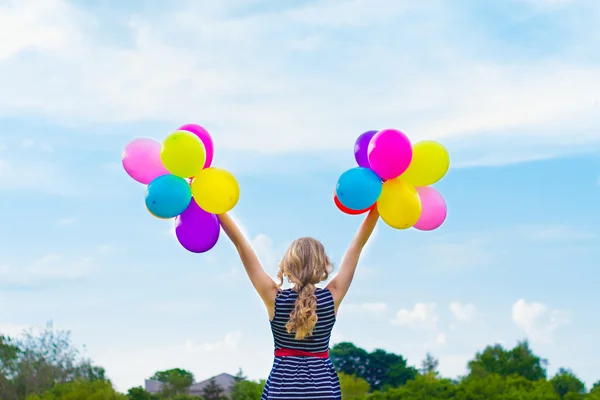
[377,179,422,229]
[160,131,206,178]
[400,141,450,186]
[191,167,240,214]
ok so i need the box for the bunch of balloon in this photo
[122,124,240,253]
[334,129,449,231]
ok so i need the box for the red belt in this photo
[275,348,329,358]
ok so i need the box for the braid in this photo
[277,237,333,340]
[286,282,318,340]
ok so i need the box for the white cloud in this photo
[56,217,76,226]
[437,353,471,379]
[0,0,82,60]
[434,332,446,346]
[0,1,598,166]
[0,152,79,195]
[252,233,278,271]
[517,225,595,241]
[92,331,247,392]
[449,302,477,324]
[0,323,28,338]
[228,213,280,274]
[391,302,438,331]
[361,224,378,258]
[0,254,94,285]
[512,299,571,344]
[184,331,242,352]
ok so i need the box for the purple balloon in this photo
[175,200,220,253]
[354,130,378,168]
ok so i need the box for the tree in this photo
[0,335,20,399]
[420,353,439,375]
[378,373,457,399]
[201,378,227,400]
[339,373,370,399]
[331,343,417,391]
[592,381,600,392]
[230,379,264,400]
[25,379,126,400]
[468,340,547,381]
[127,387,158,400]
[0,323,108,400]
[150,368,195,397]
[551,368,586,399]
[233,368,247,383]
[457,373,559,400]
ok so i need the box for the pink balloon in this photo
[414,186,447,231]
[178,123,214,169]
[367,129,412,179]
[122,138,169,184]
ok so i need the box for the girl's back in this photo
[218,209,379,400]
[264,287,339,399]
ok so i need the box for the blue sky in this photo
[1,0,599,392]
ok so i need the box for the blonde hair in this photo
[277,237,333,340]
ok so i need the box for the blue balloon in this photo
[145,175,192,219]
[335,167,382,210]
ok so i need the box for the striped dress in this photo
[262,287,341,400]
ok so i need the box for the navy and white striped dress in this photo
[262,287,341,400]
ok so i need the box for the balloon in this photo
[368,129,413,179]
[175,200,220,253]
[147,205,168,220]
[191,167,240,214]
[400,141,450,186]
[160,131,206,178]
[414,186,447,231]
[145,175,192,219]
[122,138,169,184]
[334,193,372,215]
[377,179,422,229]
[354,130,378,168]
[178,123,214,169]
[335,167,382,211]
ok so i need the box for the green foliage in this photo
[230,378,264,400]
[467,340,547,381]
[24,379,126,400]
[0,323,107,400]
[456,373,559,400]
[420,353,440,375]
[339,372,370,399]
[201,377,227,400]
[551,368,586,399]
[2,325,600,400]
[126,386,158,400]
[330,342,417,391]
[150,368,195,397]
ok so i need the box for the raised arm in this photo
[327,207,379,311]
[218,213,278,317]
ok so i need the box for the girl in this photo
[218,208,379,400]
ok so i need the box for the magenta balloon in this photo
[178,123,214,169]
[175,200,220,253]
[354,130,378,168]
[367,129,413,179]
[122,138,169,184]
[414,186,447,231]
